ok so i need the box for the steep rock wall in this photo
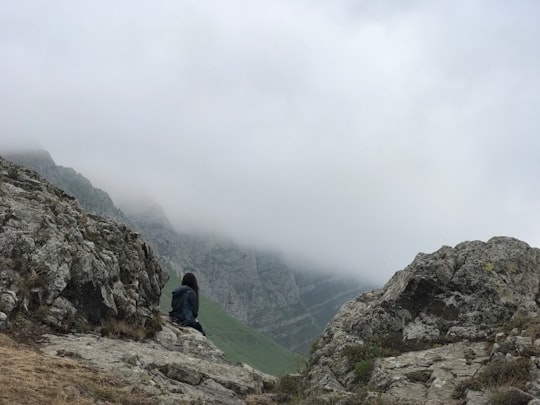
[0,157,168,332]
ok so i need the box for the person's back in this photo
[169,273,205,335]
[170,285,198,323]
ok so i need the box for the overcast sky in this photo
[1,1,539,285]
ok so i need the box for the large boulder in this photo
[306,237,540,404]
[0,157,168,332]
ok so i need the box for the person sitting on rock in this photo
[169,272,206,336]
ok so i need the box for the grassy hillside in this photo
[160,273,304,376]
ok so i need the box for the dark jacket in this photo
[169,285,198,323]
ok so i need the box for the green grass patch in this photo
[343,344,385,384]
[160,273,304,376]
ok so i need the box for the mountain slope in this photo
[2,149,126,221]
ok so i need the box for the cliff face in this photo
[2,150,365,353]
[305,237,540,404]
[0,157,168,332]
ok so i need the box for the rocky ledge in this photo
[305,236,540,404]
[37,320,277,405]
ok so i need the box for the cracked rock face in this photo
[0,157,168,331]
[306,237,540,404]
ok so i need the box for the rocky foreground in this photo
[1,323,277,405]
[38,321,277,404]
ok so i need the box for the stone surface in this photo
[0,157,168,331]
[305,237,540,404]
[39,320,276,404]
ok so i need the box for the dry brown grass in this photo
[453,357,532,400]
[100,314,164,342]
[0,333,155,405]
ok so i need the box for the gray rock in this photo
[0,311,6,329]
[0,157,168,331]
[39,321,276,404]
[305,237,540,403]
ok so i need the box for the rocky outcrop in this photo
[0,156,168,332]
[38,321,277,405]
[305,237,540,404]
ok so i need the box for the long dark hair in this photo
[182,272,199,296]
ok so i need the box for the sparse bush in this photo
[343,344,383,364]
[473,358,531,389]
[144,312,164,338]
[453,357,532,399]
[277,374,303,397]
[373,333,434,355]
[489,387,532,405]
[101,319,148,341]
[343,344,384,385]
[355,360,375,383]
[504,313,534,334]
[405,369,432,384]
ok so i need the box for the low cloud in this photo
[1,1,540,285]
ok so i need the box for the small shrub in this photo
[343,344,384,385]
[454,357,532,399]
[503,313,537,334]
[524,316,540,340]
[101,319,148,341]
[277,374,303,397]
[474,358,531,389]
[343,344,383,364]
[489,387,532,405]
[355,360,375,383]
[405,370,432,384]
[374,333,433,355]
[144,312,164,338]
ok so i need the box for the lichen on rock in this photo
[0,157,168,333]
[304,236,540,404]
